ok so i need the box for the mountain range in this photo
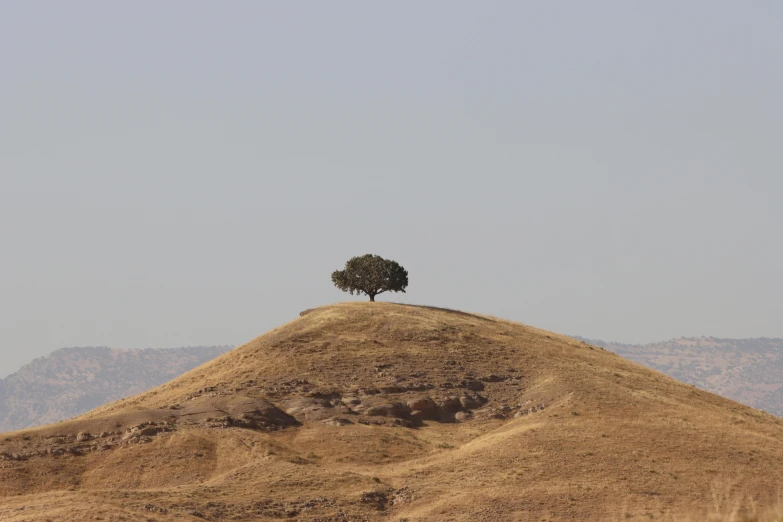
[575,336,783,417]
[0,345,232,432]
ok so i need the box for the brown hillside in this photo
[1,303,782,521]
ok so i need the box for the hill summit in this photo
[1,303,782,521]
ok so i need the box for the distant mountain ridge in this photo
[574,335,783,416]
[0,345,232,432]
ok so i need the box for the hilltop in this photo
[0,345,232,432]
[1,303,782,521]
[577,336,783,416]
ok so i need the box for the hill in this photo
[0,345,232,432]
[576,336,783,417]
[1,303,782,521]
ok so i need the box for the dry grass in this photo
[610,487,783,521]
[669,497,783,522]
[1,302,783,521]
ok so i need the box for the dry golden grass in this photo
[670,494,783,522]
[1,302,783,521]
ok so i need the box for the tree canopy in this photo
[331,254,409,302]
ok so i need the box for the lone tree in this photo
[331,254,409,302]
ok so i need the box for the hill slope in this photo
[1,303,782,521]
[0,345,232,431]
[576,336,783,417]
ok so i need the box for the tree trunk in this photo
[369,294,376,302]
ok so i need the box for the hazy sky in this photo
[1,2,782,377]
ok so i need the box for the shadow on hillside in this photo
[390,303,495,322]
